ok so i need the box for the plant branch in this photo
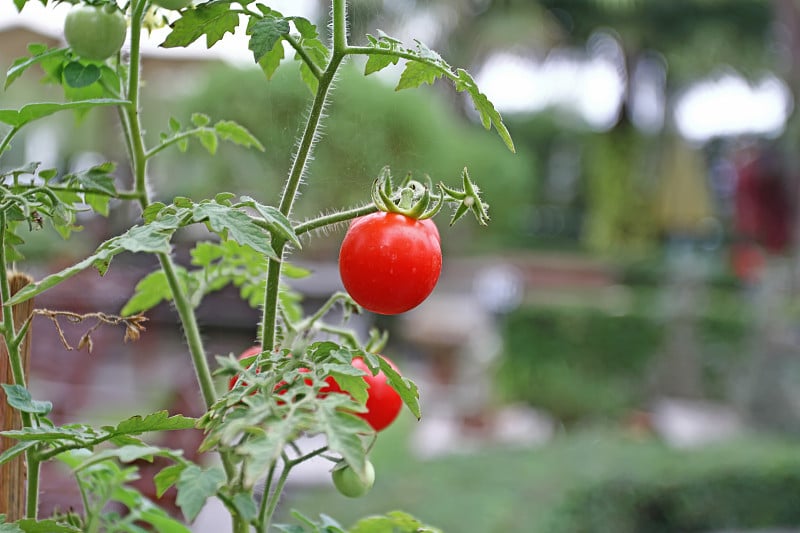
[285,34,322,80]
[293,202,379,236]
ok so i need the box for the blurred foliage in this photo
[551,468,800,532]
[495,285,751,422]
[286,427,800,533]
[140,62,537,255]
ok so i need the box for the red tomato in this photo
[228,346,262,390]
[339,212,441,315]
[326,357,403,432]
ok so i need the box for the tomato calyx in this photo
[371,166,443,220]
[370,166,489,226]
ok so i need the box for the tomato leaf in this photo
[154,463,186,498]
[112,411,197,435]
[161,2,239,49]
[365,53,399,75]
[191,202,278,259]
[0,99,129,128]
[4,519,81,533]
[258,38,285,80]
[0,441,37,467]
[214,120,265,151]
[396,60,443,91]
[121,266,193,315]
[175,465,225,522]
[62,61,101,88]
[247,16,290,63]
[0,384,52,415]
[5,46,68,90]
[350,511,443,533]
[237,196,300,248]
[379,358,421,420]
[72,444,179,472]
[236,417,301,488]
[316,396,372,480]
[454,69,515,153]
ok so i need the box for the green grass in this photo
[278,418,800,532]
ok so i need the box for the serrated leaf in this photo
[191,203,277,259]
[73,444,173,472]
[6,246,118,306]
[237,422,298,488]
[455,69,515,153]
[379,357,420,420]
[323,364,369,405]
[291,17,318,39]
[238,196,299,248]
[191,112,210,127]
[121,268,182,316]
[154,463,186,498]
[0,99,129,127]
[396,60,443,91]
[63,61,101,88]
[232,493,258,523]
[70,162,117,195]
[248,16,290,63]
[5,46,68,90]
[1,384,52,415]
[0,440,37,467]
[161,3,239,48]
[176,465,225,522]
[258,38,285,80]
[114,411,197,435]
[195,129,218,155]
[350,511,442,533]
[9,519,81,533]
[316,399,371,479]
[1,425,94,443]
[365,53,399,76]
[214,120,265,151]
[84,193,110,217]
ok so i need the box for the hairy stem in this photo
[260,49,346,350]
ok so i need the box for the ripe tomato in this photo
[339,212,441,315]
[326,357,403,432]
[331,459,375,498]
[228,346,262,390]
[64,5,127,61]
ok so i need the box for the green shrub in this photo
[496,296,749,422]
[551,469,800,532]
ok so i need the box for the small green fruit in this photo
[331,459,375,498]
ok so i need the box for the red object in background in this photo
[730,243,766,284]
[734,149,793,254]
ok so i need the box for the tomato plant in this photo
[64,4,127,61]
[325,356,404,432]
[339,212,442,315]
[331,459,375,498]
[0,0,511,530]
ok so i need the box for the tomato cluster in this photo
[338,212,441,315]
[228,348,402,432]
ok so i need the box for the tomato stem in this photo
[260,3,347,352]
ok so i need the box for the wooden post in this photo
[0,272,34,521]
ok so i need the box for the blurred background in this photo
[4,0,800,531]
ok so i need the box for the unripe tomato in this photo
[331,459,375,498]
[339,212,441,315]
[326,357,403,432]
[151,0,192,10]
[64,4,128,61]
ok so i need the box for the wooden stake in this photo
[0,272,35,522]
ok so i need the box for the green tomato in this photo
[151,0,192,10]
[331,459,375,498]
[64,4,127,61]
